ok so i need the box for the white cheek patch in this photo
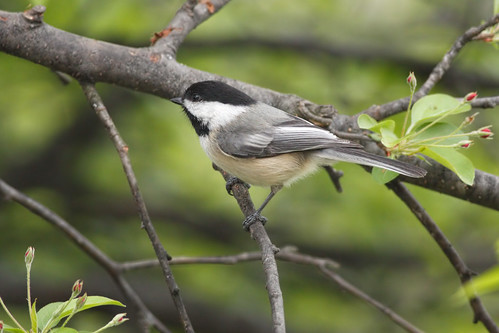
[184,101,247,130]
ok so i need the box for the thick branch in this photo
[403,162,499,211]
[0,7,302,111]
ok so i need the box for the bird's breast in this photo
[199,136,320,187]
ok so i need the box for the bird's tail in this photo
[315,147,426,178]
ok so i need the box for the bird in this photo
[170,80,426,229]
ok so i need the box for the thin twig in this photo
[153,0,232,56]
[387,180,499,333]
[121,248,424,333]
[318,266,424,333]
[363,13,499,120]
[322,166,344,193]
[0,179,170,333]
[214,164,286,333]
[78,82,194,333]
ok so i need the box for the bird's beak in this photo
[170,97,183,105]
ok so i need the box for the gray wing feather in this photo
[217,103,362,158]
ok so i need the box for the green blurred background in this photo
[1,0,499,332]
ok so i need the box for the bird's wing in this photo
[217,106,362,158]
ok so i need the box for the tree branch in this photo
[1,6,498,212]
[152,0,232,55]
[78,82,194,333]
[214,165,286,333]
[387,180,499,333]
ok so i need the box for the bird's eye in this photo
[192,93,202,102]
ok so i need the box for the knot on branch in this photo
[22,5,46,24]
[297,100,336,127]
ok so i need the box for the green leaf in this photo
[37,302,66,331]
[455,265,499,303]
[421,147,475,185]
[51,328,80,333]
[37,297,125,330]
[357,114,396,134]
[30,299,38,332]
[371,167,399,184]
[411,122,468,145]
[357,114,378,129]
[3,324,26,333]
[380,126,400,148]
[407,94,471,133]
[495,0,499,14]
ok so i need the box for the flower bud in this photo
[464,92,478,102]
[479,127,493,139]
[406,72,417,91]
[0,320,4,333]
[25,247,35,267]
[111,313,129,326]
[459,140,473,148]
[75,292,87,311]
[464,113,478,125]
[71,280,83,298]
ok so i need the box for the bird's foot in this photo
[242,212,267,231]
[225,176,250,196]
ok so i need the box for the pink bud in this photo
[406,72,417,91]
[464,92,478,102]
[72,280,83,297]
[25,247,35,266]
[111,313,129,326]
[76,292,87,310]
[0,320,3,330]
[479,128,492,139]
[461,143,470,148]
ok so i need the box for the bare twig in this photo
[387,180,499,333]
[214,165,286,333]
[364,13,499,120]
[0,179,170,333]
[318,266,424,333]
[79,82,194,333]
[121,246,339,270]
[322,166,344,193]
[121,248,424,333]
[153,0,232,56]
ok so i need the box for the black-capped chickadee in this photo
[171,81,426,228]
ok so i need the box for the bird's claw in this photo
[242,212,267,231]
[225,176,250,196]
